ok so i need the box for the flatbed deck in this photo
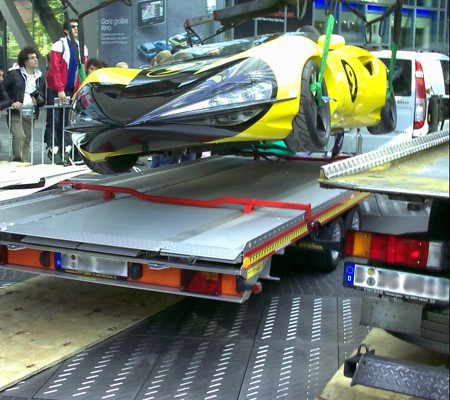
[319,130,449,200]
[0,155,366,302]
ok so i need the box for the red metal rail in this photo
[68,182,311,218]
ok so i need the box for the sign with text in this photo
[99,3,132,67]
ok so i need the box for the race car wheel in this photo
[81,153,139,175]
[284,59,331,152]
[367,92,397,134]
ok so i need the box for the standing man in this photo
[45,18,88,162]
[2,47,46,162]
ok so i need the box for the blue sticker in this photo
[344,263,355,286]
[54,252,62,269]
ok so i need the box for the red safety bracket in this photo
[66,181,311,218]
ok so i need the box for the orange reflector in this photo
[346,231,372,258]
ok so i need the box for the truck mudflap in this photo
[344,344,449,400]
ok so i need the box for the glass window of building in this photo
[415,9,437,50]
[366,5,390,48]
[313,0,340,34]
[340,2,365,44]
[396,7,414,49]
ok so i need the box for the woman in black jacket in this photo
[2,47,46,162]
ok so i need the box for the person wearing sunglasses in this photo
[45,18,88,164]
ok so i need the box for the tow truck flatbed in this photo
[0,155,366,302]
[319,130,449,201]
[318,130,450,399]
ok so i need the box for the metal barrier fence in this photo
[0,104,73,165]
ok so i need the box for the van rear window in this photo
[380,58,412,97]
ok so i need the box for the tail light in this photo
[181,270,221,295]
[345,230,444,270]
[413,60,426,130]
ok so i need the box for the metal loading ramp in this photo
[0,270,369,400]
[2,231,446,399]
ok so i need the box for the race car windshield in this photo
[159,34,280,65]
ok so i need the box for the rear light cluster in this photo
[414,60,426,130]
[181,270,222,295]
[345,230,444,270]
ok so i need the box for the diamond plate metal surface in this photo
[351,355,450,400]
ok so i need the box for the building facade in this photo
[0,0,448,73]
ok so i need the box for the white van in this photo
[339,50,449,154]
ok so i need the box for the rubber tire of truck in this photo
[310,216,345,272]
[367,92,397,134]
[81,153,139,175]
[284,59,331,152]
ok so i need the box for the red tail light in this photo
[345,230,443,270]
[181,270,221,295]
[413,60,426,130]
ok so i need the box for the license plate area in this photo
[55,253,128,278]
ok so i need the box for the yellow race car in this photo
[68,28,396,174]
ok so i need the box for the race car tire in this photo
[367,92,397,134]
[81,153,139,175]
[285,59,331,152]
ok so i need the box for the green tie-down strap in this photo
[310,13,335,107]
[79,64,86,83]
[244,141,296,157]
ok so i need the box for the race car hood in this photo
[69,57,246,129]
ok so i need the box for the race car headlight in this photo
[208,81,274,107]
[129,57,277,127]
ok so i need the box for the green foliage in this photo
[6,0,64,64]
